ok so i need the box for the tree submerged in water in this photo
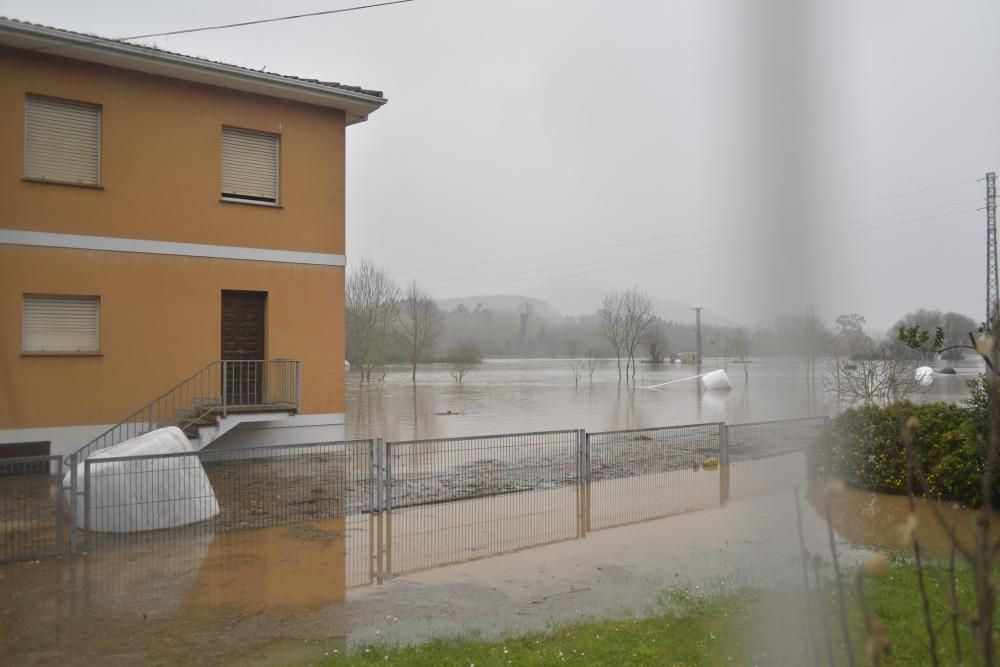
[447,340,482,383]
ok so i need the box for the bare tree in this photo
[586,354,600,382]
[398,281,444,382]
[644,321,669,364]
[621,288,655,381]
[345,258,399,383]
[823,340,927,405]
[597,293,626,381]
[730,327,752,382]
[447,340,482,383]
[568,360,584,387]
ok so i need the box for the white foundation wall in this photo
[0,423,115,460]
[201,412,347,451]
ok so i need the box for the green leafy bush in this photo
[809,391,995,508]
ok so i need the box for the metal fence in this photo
[0,455,63,563]
[2,417,828,587]
[726,417,828,501]
[383,430,581,576]
[74,440,377,587]
[587,423,723,531]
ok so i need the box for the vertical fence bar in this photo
[369,438,378,584]
[718,421,730,505]
[222,360,228,417]
[375,437,385,583]
[384,438,393,576]
[53,457,64,556]
[83,460,92,552]
[584,430,592,533]
[68,453,78,556]
[295,361,302,409]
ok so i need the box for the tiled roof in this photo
[0,16,385,100]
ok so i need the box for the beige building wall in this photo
[0,46,353,456]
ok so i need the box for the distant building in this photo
[0,18,386,458]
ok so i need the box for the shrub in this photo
[809,398,995,508]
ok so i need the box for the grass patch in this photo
[318,562,999,666]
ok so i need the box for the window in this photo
[221,127,279,204]
[22,295,100,354]
[24,95,101,186]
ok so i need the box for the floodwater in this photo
[1,357,987,665]
[346,356,983,441]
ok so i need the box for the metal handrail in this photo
[66,359,301,463]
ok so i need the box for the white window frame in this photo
[220,126,281,206]
[21,294,101,355]
[24,94,103,188]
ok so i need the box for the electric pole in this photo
[987,171,998,325]
[694,306,703,374]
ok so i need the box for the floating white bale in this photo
[64,427,220,533]
[700,369,733,391]
[915,366,934,387]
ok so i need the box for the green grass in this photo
[317,562,999,666]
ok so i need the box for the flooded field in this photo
[346,356,983,441]
[1,357,987,665]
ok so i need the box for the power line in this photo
[28,1,416,51]
[121,1,416,40]
[418,199,981,287]
[393,178,979,275]
[427,206,979,294]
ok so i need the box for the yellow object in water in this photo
[703,457,719,469]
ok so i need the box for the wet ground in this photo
[2,447,991,665]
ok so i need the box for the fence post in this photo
[718,422,730,505]
[83,460,92,552]
[575,430,584,539]
[222,360,228,417]
[375,437,385,583]
[295,361,302,409]
[384,439,393,577]
[54,457,64,556]
[68,453,78,556]
[583,430,591,534]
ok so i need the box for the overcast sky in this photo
[6,1,998,331]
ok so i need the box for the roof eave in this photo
[0,20,386,125]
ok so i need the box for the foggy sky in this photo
[6,0,998,331]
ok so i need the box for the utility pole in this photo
[694,306,703,374]
[987,172,998,325]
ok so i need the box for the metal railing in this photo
[4,417,830,591]
[78,440,377,587]
[67,359,301,464]
[383,430,581,576]
[0,456,63,563]
[587,423,723,531]
[726,416,829,501]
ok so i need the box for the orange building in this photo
[0,18,386,458]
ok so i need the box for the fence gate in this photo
[0,455,64,563]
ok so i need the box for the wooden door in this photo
[221,291,266,406]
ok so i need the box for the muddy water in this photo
[0,519,347,666]
[346,357,982,441]
[812,484,997,559]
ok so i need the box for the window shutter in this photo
[25,96,101,186]
[23,295,100,353]
[221,127,279,202]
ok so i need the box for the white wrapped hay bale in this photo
[700,369,733,391]
[915,366,934,387]
[64,427,220,533]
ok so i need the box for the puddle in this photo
[811,483,996,559]
[0,519,349,666]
